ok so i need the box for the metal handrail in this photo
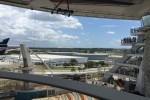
[0,71,149,100]
[121,41,144,45]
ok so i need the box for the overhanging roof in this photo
[0,0,150,20]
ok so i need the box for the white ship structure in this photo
[103,13,150,97]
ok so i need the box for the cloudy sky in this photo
[0,4,141,48]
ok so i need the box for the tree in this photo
[70,59,78,66]
[78,67,82,72]
[85,61,107,68]
[95,62,100,67]
[98,61,105,66]
[82,67,86,71]
[63,62,70,67]
[103,63,109,67]
[71,68,76,72]
[87,61,95,68]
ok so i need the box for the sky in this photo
[0,4,141,48]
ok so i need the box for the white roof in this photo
[109,55,122,58]
[4,54,88,62]
[31,54,87,59]
[0,0,150,20]
[49,52,109,55]
[75,53,109,56]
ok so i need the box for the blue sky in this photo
[63,17,141,48]
[0,4,141,48]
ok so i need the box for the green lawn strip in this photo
[51,67,78,70]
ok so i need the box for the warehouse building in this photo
[48,52,109,62]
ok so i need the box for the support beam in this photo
[20,44,33,90]
[142,29,150,97]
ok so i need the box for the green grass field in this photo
[51,67,78,70]
[34,65,79,71]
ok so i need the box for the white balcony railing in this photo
[121,41,144,46]
[115,69,138,78]
[130,28,144,36]
[121,37,145,46]
[126,49,144,55]
[115,59,141,68]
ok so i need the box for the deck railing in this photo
[130,28,143,34]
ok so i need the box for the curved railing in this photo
[115,59,141,66]
[0,71,149,100]
[125,49,144,55]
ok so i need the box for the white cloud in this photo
[81,33,86,35]
[27,11,64,22]
[100,25,117,28]
[61,34,79,40]
[107,31,116,35]
[26,10,83,29]
[0,4,82,47]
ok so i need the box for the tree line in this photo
[84,61,109,68]
[63,59,109,68]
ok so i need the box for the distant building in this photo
[5,54,88,67]
[48,52,109,62]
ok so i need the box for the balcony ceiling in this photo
[0,0,150,20]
